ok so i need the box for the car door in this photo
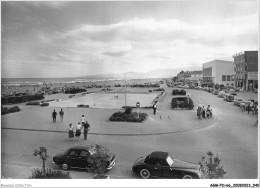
[152,159,172,178]
[66,149,81,168]
[77,150,91,169]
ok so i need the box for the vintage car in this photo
[53,145,116,171]
[132,151,201,179]
[233,98,244,106]
[212,90,220,95]
[218,91,225,98]
[224,94,235,102]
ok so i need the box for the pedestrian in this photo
[52,110,57,123]
[75,122,82,139]
[59,109,64,122]
[68,123,74,140]
[153,103,157,115]
[206,105,212,118]
[81,115,85,124]
[83,121,90,140]
[202,106,206,118]
[197,107,202,119]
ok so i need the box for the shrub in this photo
[77,104,89,108]
[109,111,148,122]
[198,151,227,179]
[124,106,133,115]
[40,103,49,107]
[29,168,71,179]
[172,89,186,95]
[64,87,87,94]
[26,101,41,105]
[1,93,44,105]
[1,106,21,115]
[171,97,194,109]
[88,145,111,175]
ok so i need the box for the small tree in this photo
[33,146,49,176]
[124,106,133,115]
[88,145,110,175]
[198,151,227,179]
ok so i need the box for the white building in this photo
[202,60,235,86]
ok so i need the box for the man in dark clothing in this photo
[59,109,64,122]
[83,121,90,140]
[52,110,57,123]
[153,103,157,115]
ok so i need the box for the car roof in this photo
[69,145,94,150]
[150,151,169,159]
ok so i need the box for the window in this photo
[79,150,90,157]
[68,150,78,157]
[227,75,231,81]
[222,75,226,81]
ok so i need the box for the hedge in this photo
[109,111,148,122]
[1,93,44,105]
[171,97,194,109]
[26,101,41,105]
[1,106,21,115]
[40,103,49,107]
[64,88,87,94]
[29,168,71,179]
[172,89,186,95]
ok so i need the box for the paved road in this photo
[1,85,258,179]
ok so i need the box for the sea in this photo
[1,77,122,86]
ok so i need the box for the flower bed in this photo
[1,93,44,105]
[172,89,186,95]
[171,97,194,110]
[1,106,21,115]
[109,112,148,122]
[26,101,41,105]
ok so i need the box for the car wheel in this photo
[183,174,193,179]
[61,163,69,170]
[140,169,151,179]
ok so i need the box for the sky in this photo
[1,1,259,78]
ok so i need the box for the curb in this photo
[1,115,217,136]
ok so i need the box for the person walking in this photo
[202,106,206,118]
[59,109,64,122]
[75,122,82,139]
[52,110,57,123]
[197,107,202,119]
[206,105,212,118]
[83,121,90,140]
[152,103,157,115]
[68,123,74,140]
[81,115,85,124]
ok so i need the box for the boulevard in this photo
[1,84,258,179]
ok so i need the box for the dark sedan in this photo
[132,151,201,179]
[53,145,116,171]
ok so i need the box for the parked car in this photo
[53,145,116,171]
[229,92,237,96]
[224,94,235,102]
[212,90,219,95]
[233,98,244,106]
[132,151,201,179]
[218,91,225,98]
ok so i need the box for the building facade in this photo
[202,60,235,86]
[186,71,203,86]
[233,51,258,90]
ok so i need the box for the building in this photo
[233,51,258,90]
[202,60,235,86]
[186,71,203,86]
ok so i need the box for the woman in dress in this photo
[68,123,74,140]
[75,122,82,139]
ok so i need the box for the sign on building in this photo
[247,72,258,80]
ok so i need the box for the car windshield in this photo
[166,155,174,166]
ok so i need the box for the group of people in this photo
[197,105,212,119]
[68,115,90,141]
[52,109,64,123]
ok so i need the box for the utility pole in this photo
[125,74,127,107]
